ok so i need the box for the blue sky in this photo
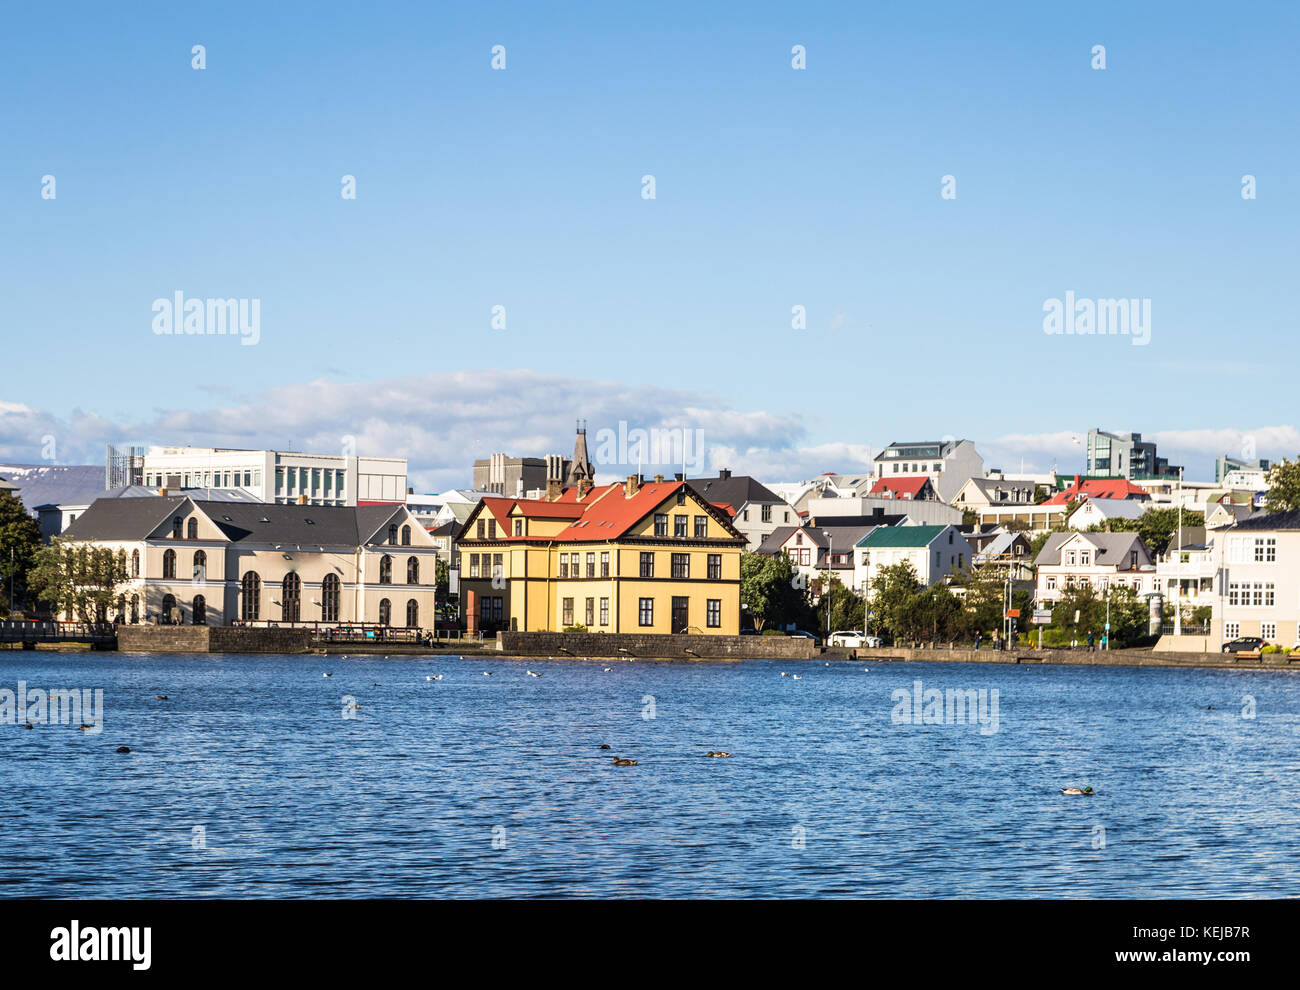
[2,1,1297,488]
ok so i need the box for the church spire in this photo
[565,419,595,488]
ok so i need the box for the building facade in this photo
[455,476,747,635]
[1085,429,1181,480]
[1210,511,1300,648]
[140,446,408,506]
[59,496,440,627]
[1033,532,1156,604]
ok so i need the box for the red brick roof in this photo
[868,476,931,499]
[1045,478,1149,505]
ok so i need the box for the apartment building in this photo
[872,440,984,503]
[1210,511,1300,648]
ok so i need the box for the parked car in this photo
[863,635,883,648]
[788,630,822,646]
[828,631,864,648]
[739,628,760,636]
[1222,636,1265,654]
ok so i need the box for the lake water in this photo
[3,652,1299,898]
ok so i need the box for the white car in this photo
[830,631,881,648]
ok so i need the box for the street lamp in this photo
[824,531,833,643]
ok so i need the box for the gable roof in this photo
[0,464,106,516]
[867,476,935,499]
[1033,531,1149,567]
[1231,509,1300,531]
[859,524,949,549]
[1045,477,1150,505]
[688,473,784,507]
[1073,499,1148,520]
[62,497,424,547]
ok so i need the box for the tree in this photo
[0,491,43,617]
[1265,457,1300,511]
[1087,506,1204,557]
[1047,583,1148,647]
[28,540,130,622]
[740,551,812,631]
[866,560,923,642]
[815,573,864,634]
[961,508,979,527]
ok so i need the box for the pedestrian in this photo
[1087,630,1095,652]
[974,631,981,651]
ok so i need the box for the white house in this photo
[1067,498,1149,530]
[855,524,971,590]
[873,440,984,503]
[1033,532,1155,604]
[1210,510,1300,648]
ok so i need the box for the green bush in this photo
[761,628,786,636]
[562,624,587,633]
[1262,644,1280,654]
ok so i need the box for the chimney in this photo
[577,478,592,498]
[298,494,308,505]
[625,474,639,497]
[545,477,562,502]
[1074,474,1082,490]
[719,469,732,480]
[158,487,168,497]
[674,472,684,481]
[653,474,664,483]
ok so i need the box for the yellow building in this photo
[457,476,746,634]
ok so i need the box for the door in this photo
[672,596,689,633]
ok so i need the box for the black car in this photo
[1222,636,1265,654]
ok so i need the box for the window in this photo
[514,520,523,536]
[1225,622,1240,639]
[192,595,206,626]
[492,597,503,623]
[674,516,687,538]
[322,574,340,622]
[406,599,419,628]
[1255,538,1277,562]
[585,597,595,626]
[600,552,610,578]
[488,520,496,539]
[388,524,398,546]
[559,554,569,579]
[480,596,491,624]
[677,490,687,506]
[1065,551,1076,565]
[324,470,332,494]
[477,520,486,539]
[379,555,393,584]
[707,599,721,627]
[586,552,596,578]
[695,515,708,538]
[1079,550,1089,565]
[161,594,177,624]
[131,549,140,577]
[192,549,206,582]
[562,598,574,626]
[469,553,480,579]
[599,597,609,626]
[761,505,771,523]
[1262,622,1276,641]
[407,556,420,584]
[638,597,654,626]
[1129,551,1138,568]
[163,548,177,579]
[378,598,391,625]
[640,552,654,578]
[401,525,411,546]
[493,554,503,582]
[672,553,690,579]
[187,518,198,539]
[707,554,722,580]
[1046,575,1057,590]
[172,516,183,539]
[282,572,301,622]
[240,572,261,622]
[654,514,668,537]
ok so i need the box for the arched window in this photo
[401,525,411,546]
[282,572,301,623]
[378,598,391,626]
[241,571,261,622]
[172,516,183,539]
[379,554,393,584]
[186,518,198,539]
[388,524,398,546]
[407,556,419,585]
[116,595,126,622]
[130,595,139,624]
[163,548,177,579]
[192,595,207,625]
[131,549,140,578]
[321,573,340,622]
[192,549,206,582]
[406,599,419,628]
[161,593,177,624]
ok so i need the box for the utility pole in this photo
[1174,466,1184,636]
[823,531,833,642]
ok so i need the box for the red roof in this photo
[868,477,931,499]
[1045,477,1149,505]
[710,501,736,517]
[462,481,741,543]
